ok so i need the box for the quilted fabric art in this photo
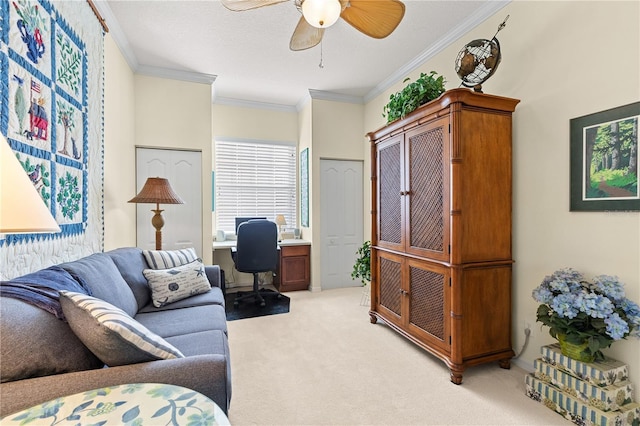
[0,0,104,251]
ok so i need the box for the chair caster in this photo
[259,300,266,307]
[233,300,239,307]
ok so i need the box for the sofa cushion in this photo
[143,247,198,269]
[106,247,152,310]
[59,291,184,366]
[60,253,138,317]
[138,287,225,313]
[0,297,103,383]
[136,304,228,338]
[143,260,211,308]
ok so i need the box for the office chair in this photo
[231,219,281,307]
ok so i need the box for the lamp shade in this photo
[275,214,287,227]
[302,0,341,28]
[0,135,61,234]
[128,177,185,205]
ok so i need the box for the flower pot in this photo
[557,334,595,363]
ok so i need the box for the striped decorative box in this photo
[533,358,635,411]
[540,344,629,387]
[525,374,640,426]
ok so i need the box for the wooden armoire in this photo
[367,88,520,384]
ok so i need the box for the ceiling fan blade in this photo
[290,16,324,51]
[220,0,288,12]
[340,0,405,39]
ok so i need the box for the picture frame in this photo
[570,102,639,211]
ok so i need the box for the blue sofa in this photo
[0,247,231,417]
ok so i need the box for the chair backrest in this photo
[234,219,278,273]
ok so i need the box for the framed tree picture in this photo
[570,102,639,211]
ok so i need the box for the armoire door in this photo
[406,258,450,353]
[375,134,404,252]
[135,148,202,256]
[405,118,450,261]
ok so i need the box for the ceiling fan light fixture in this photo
[302,0,341,29]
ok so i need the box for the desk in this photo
[213,239,311,292]
[2,383,230,425]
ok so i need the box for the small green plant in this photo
[351,241,371,286]
[383,71,446,124]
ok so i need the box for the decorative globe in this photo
[454,37,502,93]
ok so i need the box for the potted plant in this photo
[532,268,640,362]
[382,71,446,124]
[351,241,371,286]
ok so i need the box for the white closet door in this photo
[320,159,364,290]
[136,148,202,257]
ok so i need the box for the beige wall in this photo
[309,99,365,291]
[212,104,298,142]
[364,0,640,383]
[103,45,214,263]
[103,34,136,251]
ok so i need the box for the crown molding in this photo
[137,65,217,85]
[213,97,297,113]
[308,89,363,105]
[364,0,510,103]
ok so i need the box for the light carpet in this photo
[227,286,564,425]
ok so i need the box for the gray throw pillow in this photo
[59,291,184,366]
[143,259,211,308]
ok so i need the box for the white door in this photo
[320,159,364,290]
[136,148,203,257]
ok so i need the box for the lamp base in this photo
[151,208,164,250]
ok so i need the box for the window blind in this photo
[215,140,297,233]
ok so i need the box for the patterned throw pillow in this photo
[59,291,184,366]
[143,260,211,308]
[142,247,198,269]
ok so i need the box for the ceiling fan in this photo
[220,0,406,51]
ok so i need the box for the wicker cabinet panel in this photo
[377,137,403,248]
[378,252,402,319]
[368,89,519,385]
[406,119,449,261]
[409,265,445,340]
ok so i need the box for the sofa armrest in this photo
[0,355,231,417]
[205,265,222,290]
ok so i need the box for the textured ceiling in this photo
[96,0,509,108]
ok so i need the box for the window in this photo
[215,139,297,234]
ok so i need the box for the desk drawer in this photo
[281,245,310,257]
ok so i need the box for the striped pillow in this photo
[143,247,198,269]
[59,291,184,366]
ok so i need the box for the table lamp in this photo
[275,214,287,240]
[128,177,184,250]
[0,134,61,234]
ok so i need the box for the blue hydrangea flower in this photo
[592,275,626,302]
[551,293,579,319]
[532,286,553,304]
[579,292,614,318]
[605,313,629,340]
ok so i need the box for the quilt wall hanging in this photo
[0,0,104,279]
